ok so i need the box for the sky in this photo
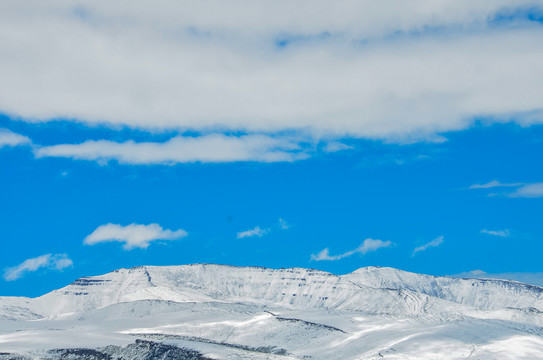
[1,1,543,297]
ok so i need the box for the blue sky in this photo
[1,1,543,296]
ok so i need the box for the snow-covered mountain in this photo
[1,264,543,359]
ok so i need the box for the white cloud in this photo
[236,226,270,239]
[507,182,543,198]
[35,134,309,164]
[323,142,353,153]
[311,238,393,261]
[412,236,444,256]
[84,223,187,250]
[468,180,543,198]
[278,218,290,230]
[237,219,290,238]
[3,253,73,281]
[1,2,543,142]
[481,229,510,237]
[468,180,523,189]
[0,129,31,148]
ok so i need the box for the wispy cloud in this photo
[507,183,543,198]
[236,226,270,239]
[468,180,543,198]
[278,218,291,230]
[0,129,31,148]
[311,238,393,261]
[3,253,72,281]
[481,229,510,237]
[323,142,353,153]
[84,223,187,250]
[35,134,309,165]
[357,152,432,168]
[237,218,291,238]
[468,180,523,189]
[2,3,543,141]
[412,236,444,256]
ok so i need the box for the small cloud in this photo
[412,236,444,256]
[3,254,73,281]
[311,238,393,261]
[278,218,291,230]
[236,226,270,239]
[237,218,289,238]
[311,248,335,261]
[507,182,543,198]
[84,223,187,250]
[481,229,510,237]
[468,180,523,189]
[0,129,31,148]
[323,141,353,153]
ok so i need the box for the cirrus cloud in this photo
[481,229,510,237]
[412,236,444,256]
[311,238,393,261]
[468,180,524,190]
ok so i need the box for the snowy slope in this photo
[1,264,543,359]
[345,266,543,311]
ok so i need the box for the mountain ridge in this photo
[2,264,543,359]
[2,264,543,320]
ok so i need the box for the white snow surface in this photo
[1,264,543,359]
